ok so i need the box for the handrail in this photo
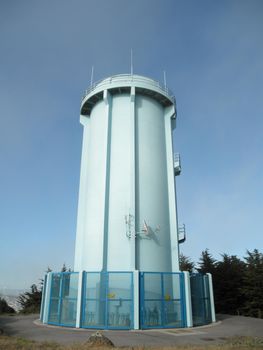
[178,224,186,243]
[174,153,180,163]
[81,74,175,102]
[178,224,185,233]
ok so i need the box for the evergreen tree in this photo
[18,264,72,314]
[214,254,246,314]
[242,249,263,318]
[61,263,71,272]
[179,254,195,273]
[61,263,67,272]
[0,297,15,314]
[197,249,216,274]
[18,284,42,314]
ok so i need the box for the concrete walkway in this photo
[0,314,263,347]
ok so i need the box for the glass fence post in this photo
[183,271,193,327]
[40,274,47,321]
[76,271,84,328]
[42,272,52,324]
[133,270,139,329]
[161,273,165,328]
[206,273,216,323]
[58,273,64,325]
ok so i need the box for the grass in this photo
[0,335,59,350]
[0,335,263,350]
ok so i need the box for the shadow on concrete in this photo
[216,314,233,321]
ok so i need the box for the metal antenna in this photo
[130,49,133,76]
[163,70,167,91]
[90,66,94,87]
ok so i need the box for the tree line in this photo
[180,248,263,319]
[0,264,70,315]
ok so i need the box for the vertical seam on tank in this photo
[163,106,171,258]
[82,121,90,270]
[130,86,136,270]
[172,123,180,271]
[102,90,112,271]
[164,106,178,272]
[75,117,89,271]
[174,174,180,269]
[134,90,139,270]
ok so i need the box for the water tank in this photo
[74,74,180,273]
[41,74,216,330]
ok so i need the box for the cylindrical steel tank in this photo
[74,74,179,273]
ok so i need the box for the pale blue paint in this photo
[74,75,180,273]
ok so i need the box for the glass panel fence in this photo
[50,273,61,298]
[163,300,182,327]
[163,273,181,301]
[190,274,211,326]
[107,300,132,328]
[140,272,185,329]
[48,272,78,326]
[48,298,60,324]
[82,272,133,329]
[82,299,106,327]
[143,300,162,327]
[144,273,162,300]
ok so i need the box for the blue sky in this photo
[1,0,262,290]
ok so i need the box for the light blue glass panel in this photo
[108,273,132,300]
[191,274,211,326]
[62,273,79,298]
[85,273,103,299]
[203,275,210,298]
[107,300,132,328]
[144,274,162,300]
[48,298,59,323]
[50,274,61,298]
[60,299,77,326]
[203,276,212,323]
[204,298,212,322]
[143,301,162,327]
[163,274,180,300]
[163,300,182,327]
[82,300,106,327]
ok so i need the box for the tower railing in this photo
[178,224,186,243]
[81,74,175,102]
[174,153,181,176]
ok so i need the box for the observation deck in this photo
[81,74,176,115]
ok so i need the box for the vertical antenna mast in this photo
[163,70,167,91]
[90,66,94,87]
[130,49,133,76]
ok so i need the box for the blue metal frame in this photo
[139,272,186,329]
[81,271,105,329]
[44,270,209,330]
[47,272,79,327]
[190,273,212,326]
[47,272,60,325]
[179,272,187,327]
[81,271,134,330]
